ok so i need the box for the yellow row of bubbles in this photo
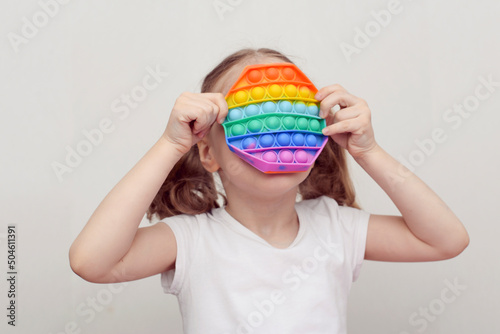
[227,84,317,108]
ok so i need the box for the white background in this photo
[1,0,499,333]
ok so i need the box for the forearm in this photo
[354,145,469,253]
[70,137,184,277]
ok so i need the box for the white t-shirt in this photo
[160,196,370,334]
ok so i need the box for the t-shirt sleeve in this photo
[159,214,201,295]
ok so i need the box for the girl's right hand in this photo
[162,92,228,155]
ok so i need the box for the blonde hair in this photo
[147,48,358,220]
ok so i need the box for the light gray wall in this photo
[1,0,499,333]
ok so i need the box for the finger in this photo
[196,128,210,139]
[322,117,364,137]
[179,99,214,121]
[191,101,219,135]
[326,106,361,124]
[315,84,347,101]
[178,99,217,134]
[319,91,360,118]
[203,93,229,124]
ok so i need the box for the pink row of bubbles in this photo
[252,149,314,164]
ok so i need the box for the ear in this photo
[197,137,220,173]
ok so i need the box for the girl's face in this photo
[199,57,313,200]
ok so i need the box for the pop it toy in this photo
[223,63,327,173]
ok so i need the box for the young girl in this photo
[69,48,469,333]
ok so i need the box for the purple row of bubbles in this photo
[233,133,323,150]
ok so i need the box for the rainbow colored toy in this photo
[222,63,327,173]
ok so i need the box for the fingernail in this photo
[315,93,322,100]
[322,128,329,136]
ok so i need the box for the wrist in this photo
[156,135,190,160]
[352,143,385,165]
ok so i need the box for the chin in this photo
[246,169,309,195]
[220,156,311,194]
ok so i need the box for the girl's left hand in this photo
[315,84,378,159]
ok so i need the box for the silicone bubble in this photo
[251,86,266,100]
[282,67,296,81]
[234,91,248,104]
[247,69,262,83]
[299,86,310,98]
[268,84,283,98]
[277,133,291,146]
[265,67,279,80]
[223,63,328,173]
[262,151,278,162]
[297,118,309,130]
[307,103,319,116]
[306,134,317,146]
[282,116,296,130]
[242,137,257,149]
[231,124,246,136]
[245,104,260,117]
[228,108,244,121]
[279,150,294,163]
[265,116,281,130]
[309,119,321,131]
[294,150,308,163]
[285,84,298,97]
[294,101,306,114]
[259,134,275,147]
[262,101,277,113]
[292,133,305,146]
[279,100,293,113]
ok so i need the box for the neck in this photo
[224,186,299,246]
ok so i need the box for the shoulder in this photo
[296,195,342,219]
[158,208,225,237]
[297,195,340,212]
[297,196,370,226]
[158,211,209,240]
[159,210,218,225]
